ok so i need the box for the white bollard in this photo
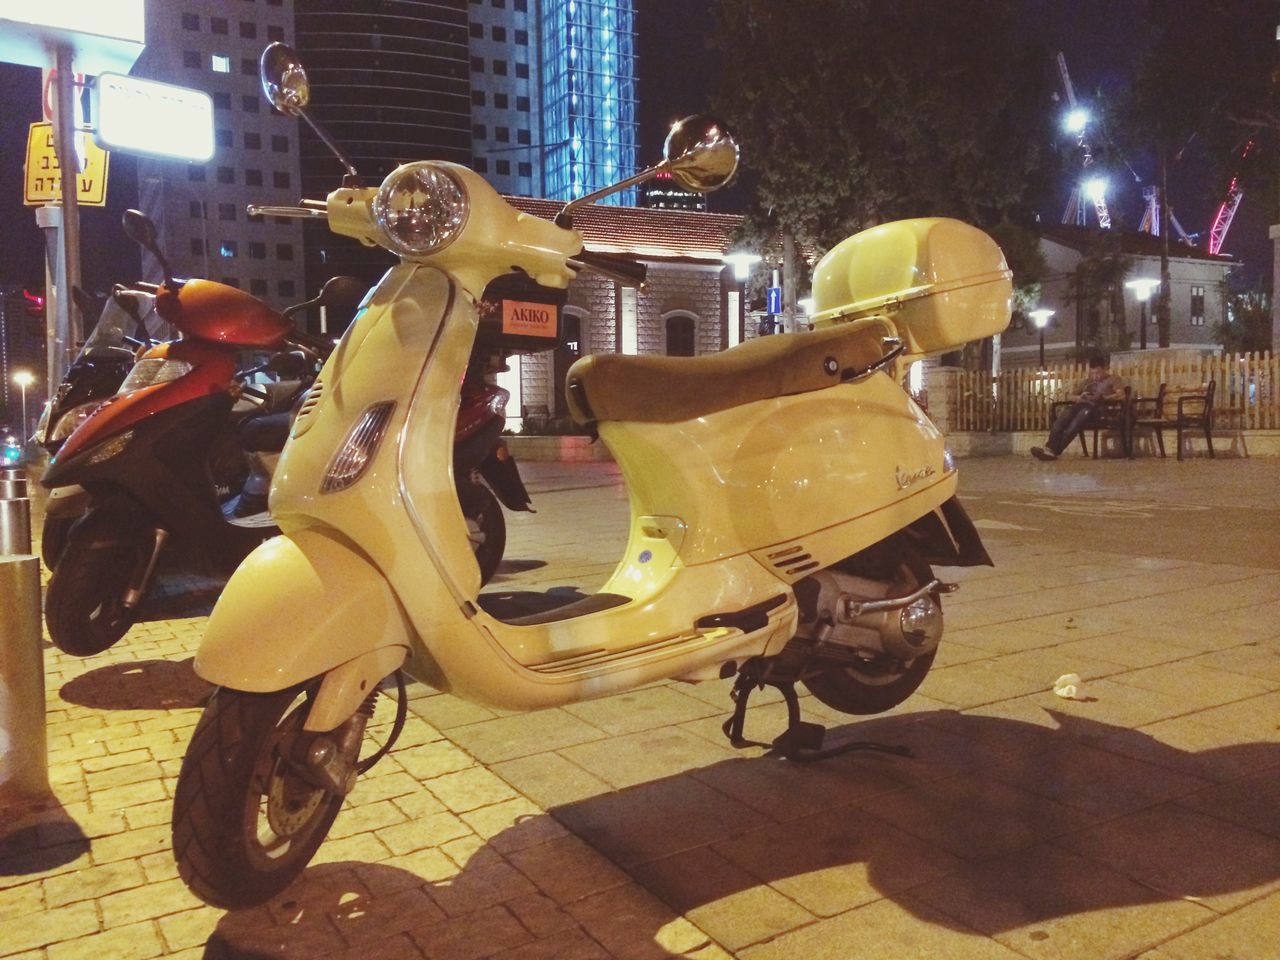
[0,554,49,803]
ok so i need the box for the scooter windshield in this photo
[78,293,169,360]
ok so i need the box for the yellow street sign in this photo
[23,122,110,207]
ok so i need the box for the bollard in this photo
[0,554,49,802]
[0,474,32,556]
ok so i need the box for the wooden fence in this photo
[945,351,1280,432]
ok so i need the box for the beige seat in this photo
[565,318,895,425]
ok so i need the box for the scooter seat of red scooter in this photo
[565,316,894,426]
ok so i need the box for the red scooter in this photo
[41,211,343,655]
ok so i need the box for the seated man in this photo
[1032,353,1125,461]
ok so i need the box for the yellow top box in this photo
[810,217,1012,357]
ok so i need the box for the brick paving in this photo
[2,454,1279,959]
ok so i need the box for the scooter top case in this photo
[809,217,1012,356]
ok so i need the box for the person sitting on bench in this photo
[1032,353,1125,462]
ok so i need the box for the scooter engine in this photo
[793,570,945,662]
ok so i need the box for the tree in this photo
[1215,287,1273,353]
[1118,0,1279,343]
[1064,232,1135,353]
[709,0,1058,256]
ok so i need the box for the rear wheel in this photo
[44,511,151,656]
[460,481,506,585]
[172,684,345,909]
[802,555,940,715]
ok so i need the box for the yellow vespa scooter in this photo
[171,43,1013,908]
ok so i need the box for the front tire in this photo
[44,512,150,656]
[172,684,345,909]
[41,515,74,571]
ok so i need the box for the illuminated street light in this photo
[1126,277,1160,350]
[722,251,761,282]
[12,369,36,440]
[1063,107,1089,134]
[1028,308,1054,369]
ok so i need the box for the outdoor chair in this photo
[1127,383,1167,458]
[1134,380,1215,460]
[1050,386,1133,458]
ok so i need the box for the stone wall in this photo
[515,261,729,420]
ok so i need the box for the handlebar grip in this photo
[570,249,648,288]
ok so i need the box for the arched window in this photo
[664,311,697,356]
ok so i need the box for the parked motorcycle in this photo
[34,283,168,568]
[40,210,345,656]
[171,43,1011,909]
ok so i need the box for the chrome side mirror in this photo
[258,42,360,182]
[662,115,739,193]
[555,114,740,226]
[260,42,310,116]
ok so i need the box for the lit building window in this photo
[211,54,230,73]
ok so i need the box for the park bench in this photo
[1132,380,1216,460]
[1050,386,1133,458]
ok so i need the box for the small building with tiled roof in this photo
[499,198,786,426]
[1000,225,1236,368]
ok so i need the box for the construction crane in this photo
[1207,139,1255,255]
[1056,52,1111,229]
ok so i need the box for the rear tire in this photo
[172,684,345,909]
[802,553,940,715]
[460,481,506,585]
[44,511,150,656]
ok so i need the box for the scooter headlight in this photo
[49,400,108,443]
[118,358,193,393]
[372,162,469,257]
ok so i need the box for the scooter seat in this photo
[565,316,895,425]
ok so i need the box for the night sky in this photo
[0,1,1274,295]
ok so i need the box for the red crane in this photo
[1207,139,1255,255]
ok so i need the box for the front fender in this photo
[196,526,416,697]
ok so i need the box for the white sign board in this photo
[93,73,215,162]
[0,0,144,75]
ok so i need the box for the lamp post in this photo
[1028,309,1054,369]
[12,370,35,441]
[722,251,761,348]
[1125,278,1160,351]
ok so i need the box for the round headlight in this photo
[372,162,469,257]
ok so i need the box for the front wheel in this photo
[44,512,151,656]
[172,684,345,909]
[40,515,74,571]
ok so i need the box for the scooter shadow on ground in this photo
[58,657,213,711]
[203,709,1280,958]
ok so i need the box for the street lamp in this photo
[12,369,36,440]
[722,251,761,347]
[1125,278,1160,351]
[1028,309,1054,369]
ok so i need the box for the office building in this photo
[133,0,306,306]
[294,0,472,299]
[469,0,637,204]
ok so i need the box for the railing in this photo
[943,351,1279,432]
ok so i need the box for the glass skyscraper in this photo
[538,0,637,205]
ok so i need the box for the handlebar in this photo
[246,199,328,220]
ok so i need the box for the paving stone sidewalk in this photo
[2,455,1279,959]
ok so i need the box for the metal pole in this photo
[53,47,83,384]
[1139,301,1148,351]
[1039,328,1046,369]
[0,468,46,802]
[0,475,32,556]
[0,555,48,803]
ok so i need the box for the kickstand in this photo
[723,665,913,764]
